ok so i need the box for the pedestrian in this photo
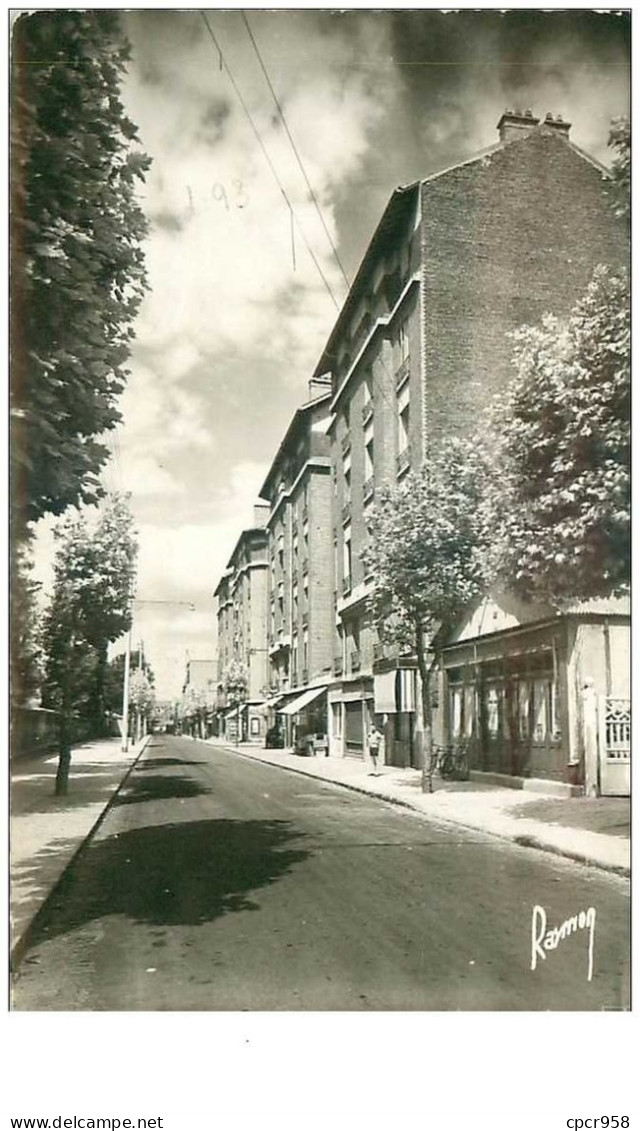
[367,724,382,775]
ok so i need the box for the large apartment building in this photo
[213,108,627,788]
[214,504,269,743]
[314,109,627,765]
[258,377,334,747]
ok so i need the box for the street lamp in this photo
[121,598,196,752]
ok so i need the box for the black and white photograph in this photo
[9,7,630,1023]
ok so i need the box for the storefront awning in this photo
[374,669,416,713]
[263,693,285,709]
[224,705,241,719]
[278,686,326,716]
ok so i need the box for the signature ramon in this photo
[531,904,596,982]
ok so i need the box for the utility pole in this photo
[121,623,132,753]
[121,599,195,752]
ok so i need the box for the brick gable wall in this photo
[420,129,628,454]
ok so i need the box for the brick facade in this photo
[314,112,627,763]
[213,111,627,775]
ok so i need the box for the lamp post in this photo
[121,599,195,752]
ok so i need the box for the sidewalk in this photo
[10,734,150,965]
[207,739,631,877]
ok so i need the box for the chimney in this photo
[253,502,269,528]
[497,108,540,143]
[541,111,571,140]
[308,373,331,402]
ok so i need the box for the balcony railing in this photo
[363,475,375,502]
[395,357,410,390]
[350,650,361,674]
[396,447,411,476]
[342,574,352,597]
[342,500,351,525]
[333,656,343,676]
[341,433,351,456]
[373,642,385,662]
[361,400,374,425]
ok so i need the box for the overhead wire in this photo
[240,9,351,294]
[199,11,341,311]
[237,8,402,421]
[200,12,410,439]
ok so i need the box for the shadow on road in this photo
[21,818,309,947]
[113,772,213,807]
[135,758,210,771]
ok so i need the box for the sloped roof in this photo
[311,124,612,383]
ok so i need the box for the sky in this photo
[32,9,630,700]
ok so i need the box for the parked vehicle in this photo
[265,725,285,749]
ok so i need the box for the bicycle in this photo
[432,741,470,782]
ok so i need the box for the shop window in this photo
[451,687,463,738]
[533,679,548,742]
[250,717,260,736]
[518,681,531,740]
[464,686,476,737]
[485,686,500,736]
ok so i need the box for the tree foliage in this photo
[363,440,489,786]
[608,116,630,220]
[10,540,43,707]
[11,11,150,529]
[223,660,249,703]
[103,648,155,716]
[484,266,630,603]
[41,493,138,790]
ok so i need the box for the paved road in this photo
[12,735,630,1011]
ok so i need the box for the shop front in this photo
[436,593,630,790]
[278,685,328,754]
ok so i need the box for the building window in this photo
[397,321,409,364]
[364,421,374,482]
[397,383,410,455]
[343,526,352,587]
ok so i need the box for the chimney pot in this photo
[542,112,571,139]
[497,108,541,143]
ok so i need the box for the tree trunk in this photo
[89,642,108,737]
[416,622,438,793]
[55,708,72,796]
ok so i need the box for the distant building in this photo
[214,505,269,743]
[309,109,628,767]
[258,377,334,750]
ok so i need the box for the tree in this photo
[608,116,630,220]
[41,493,138,793]
[10,11,150,531]
[129,669,156,742]
[223,660,249,744]
[484,266,630,604]
[103,648,155,737]
[10,542,43,707]
[362,441,489,791]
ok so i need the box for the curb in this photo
[10,734,153,974]
[215,743,631,879]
